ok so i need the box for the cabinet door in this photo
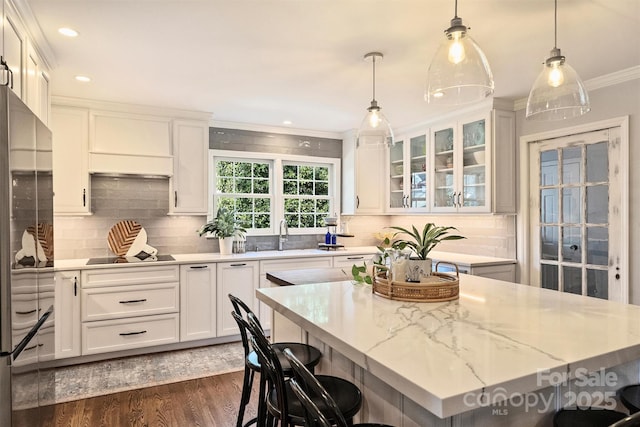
[407,133,428,210]
[355,146,385,213]
[216,261,259,337]
[388,138,405,211]
[180,264,216,342]
[431,123,456,212]
[54,271,81,359]
[51,106,91,214]
[4,8,24,98]
[25,41,39,114]
[170,120,209,214]
[459,114,491,212]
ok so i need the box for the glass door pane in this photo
[534,132,614,299]
[461,119,486,207]
[409,134,427,208]
[433,127,454,208]
[389,139,404,209]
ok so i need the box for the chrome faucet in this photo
[278,219,289,251]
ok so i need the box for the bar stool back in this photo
[284,348,396,427]
[609,412,640,427]
[228,294,321,427]
[553,408,627,427]
[246,312,363,427]
[620,385,640,414]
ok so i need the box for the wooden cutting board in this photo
[107,220,143,257]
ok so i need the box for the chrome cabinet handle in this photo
[119,299,147,304]
[457,192,462,207]
[451,192,457,207]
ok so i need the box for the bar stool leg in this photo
[236,365,255,427]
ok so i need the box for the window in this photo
[210,150,340,235]
[214,158,273,230]
[283,163,330,229]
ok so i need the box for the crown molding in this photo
[514,66,640,111]
[52,96,212,121]
[209,120,343,140]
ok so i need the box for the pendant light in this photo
[356,52,394,149]
[425,0,494,105]
[525,0,590,120]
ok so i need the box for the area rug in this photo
[13,342,245,409]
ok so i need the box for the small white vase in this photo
[405,258,432,282]
[219,237,234,255]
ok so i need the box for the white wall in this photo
[515,78,640,304]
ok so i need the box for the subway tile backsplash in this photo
[54,176,516,260]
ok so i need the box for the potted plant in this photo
[389,223,465,282]
[198,207,246,255]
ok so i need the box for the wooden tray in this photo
[372,266,459,302]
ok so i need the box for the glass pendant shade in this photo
[426,17,494,105]
[356,101,394,149]
[356,52,394,149]
[526,49,590,120]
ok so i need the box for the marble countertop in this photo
[256,276,640,418]
[53,248,515,271]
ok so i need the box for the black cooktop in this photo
[86,254,175,265]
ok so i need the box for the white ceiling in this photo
[25,0,640,134]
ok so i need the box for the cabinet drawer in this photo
[81,265,179,288]
[82,313,179,355]
[12,292,54,329]
[260,257,333,274]
[333,254,375,268]
[82,283,178,322]
[12,325,55,366]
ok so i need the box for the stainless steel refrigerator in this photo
[0,85,54,426]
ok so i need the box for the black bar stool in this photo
[620,385,640,414]
[609,411,640,427]
[228,294,321,427]
[245,311,363,426]
[284,348,396,427]
[553,408,627,427]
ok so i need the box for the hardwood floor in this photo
[13,370,260,427]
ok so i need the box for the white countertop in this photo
[256,277,640,418]
[52,247,515,271]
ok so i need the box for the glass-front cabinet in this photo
[431,112,491,213]
[388,132,428,212]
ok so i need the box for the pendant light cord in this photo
[554,0,558,49]
[372,54,376,102]
[454,0,458,18]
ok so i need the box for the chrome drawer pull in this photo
[119,330,147,336]
[119,299,147,304]
[15,309,37,315]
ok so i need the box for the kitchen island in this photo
[257,273,640,426]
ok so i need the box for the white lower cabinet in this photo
[82,314,179,355]
[261,257,333,341]
[179,264,217,342]
[216,261,259,337]
[80,266,179,355]
[54,270,81,359]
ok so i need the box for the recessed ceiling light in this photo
[58,27,79,37]
[283,120,292,125]
[75,75,91,82]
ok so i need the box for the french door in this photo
[528,127,626,301]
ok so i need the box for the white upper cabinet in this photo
[342,130,386,214]
[51,105,91,215]
[387,132,429,212]
[430,107,515,214]
[3,1,51,124]
[170,119,209,215]
[89,110,173,176]
[431,112,491,213]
